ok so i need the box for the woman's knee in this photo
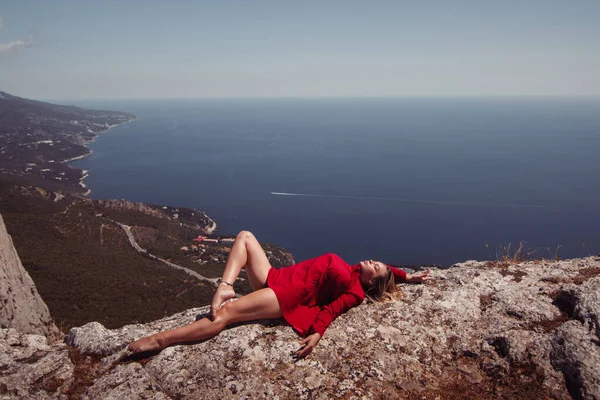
[211,314,229,331]
[237,230,260,247]
[214,301,236,326]
[236,230,254,242]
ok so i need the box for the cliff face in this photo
[0,213,58,337]
[1,256,599,399]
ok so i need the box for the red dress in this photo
[266,253,407,337]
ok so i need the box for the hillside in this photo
[0,181,294,329]
[0,90,135,193]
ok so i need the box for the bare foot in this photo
[210,284,236,319]
[128,333,167,354]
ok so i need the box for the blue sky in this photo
[0,0,599,99]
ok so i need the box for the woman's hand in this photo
[293,332,321,360]
[210,283,236,320]
[405,269,433,284]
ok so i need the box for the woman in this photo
[129,230,431,359]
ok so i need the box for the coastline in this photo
[205,218,217,234]
[61,151,92,164]
[65,116,219,233]
[78,170,91,196]
[69,117,137,197]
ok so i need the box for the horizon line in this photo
[42,94,600,102]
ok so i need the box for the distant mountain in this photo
[0,90,135,128]
[0,90,135,193]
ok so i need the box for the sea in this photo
[70,97,600,266]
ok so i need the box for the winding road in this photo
[113,220,219,286]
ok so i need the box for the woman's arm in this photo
[309,292,363,337]
[292,292,362,359]
[405,269,433,283]
[389,266,407,282]
[390,264,433,284]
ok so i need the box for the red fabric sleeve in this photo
[309,292,362,337]
[389,266,407,283]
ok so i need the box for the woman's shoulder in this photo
[302,253,346,266]
[318,253,347,264]
[320,254,365,300]
[305,253,354,277]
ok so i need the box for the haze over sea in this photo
[71,98,600,266]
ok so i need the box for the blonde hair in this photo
[364,267,402,303]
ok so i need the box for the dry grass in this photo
[485,241,535,268]
[485,241,566,269]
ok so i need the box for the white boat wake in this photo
[270,192,556,211]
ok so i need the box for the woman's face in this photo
[359,260,388,286]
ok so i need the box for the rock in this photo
[574,277,600,338]
[83,363,171,400]
[2,256,600,399]
[0,328,73,399]
[64,322,130,356]
[64,308,210,356]
[551,320,600,400]
[550,278,600,400]
[0,213,58,337]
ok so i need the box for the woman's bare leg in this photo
[129,288,282,353]
[211,230,272,318]
[222,230,272,289]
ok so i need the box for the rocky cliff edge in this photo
[1,255,599,399]
[0,213,58,338]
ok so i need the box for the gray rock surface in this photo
[0,213,58,337]
[0,328,73,399]
[2,255,600,399]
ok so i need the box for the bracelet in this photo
[217,278,234,287]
